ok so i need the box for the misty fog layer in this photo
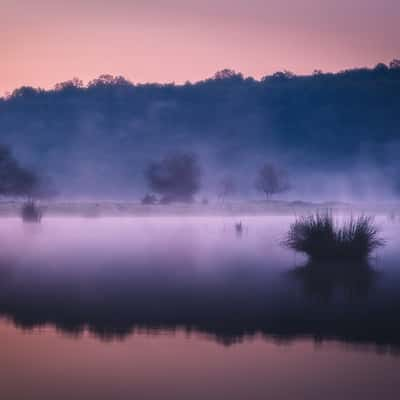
[1,64,400,200]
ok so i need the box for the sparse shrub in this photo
[21,200,42,223]
[284,213,384,262]
[141,194,158,205]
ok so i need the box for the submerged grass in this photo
[284,212,384,262]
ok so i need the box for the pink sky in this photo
[1,0,399,95]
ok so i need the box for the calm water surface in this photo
[1,216,400,399]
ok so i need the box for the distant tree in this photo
[255,163,290,199]
[54,77,84,91]
[10,86,42,98]
[390,59,400,69]
[145,152,201,203]
[262,70,295,82]
[217,176,236,202]
[213,69,243,81]
[0,145,37,197]
[374,63,389,72]
[88,74,132,88]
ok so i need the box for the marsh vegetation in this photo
[284,213,384,262]
[21,200,42,222]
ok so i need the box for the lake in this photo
[1,215,400,399]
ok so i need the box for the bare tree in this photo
[255,163,290,199]
[217,176,236,202]
[145,152,201,203]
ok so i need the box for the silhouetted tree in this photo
[255,163,290,199]
[213,69,243,81]
[262,70,295,82]
[217,176,236,202]
[10,86,42,98]
[0,145,37,197]
[145,152,201,203]
[54,77,84,91]
[88,74,132,88]
[374,63,389,72]
[390,59,400,69]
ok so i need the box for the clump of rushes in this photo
[21,200,42,223]
[284,213,384,262]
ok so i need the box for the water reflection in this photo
[290,261,379,302]
[0,217,399,353]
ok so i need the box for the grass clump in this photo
[284,212,384,262]
[21,200,42,223]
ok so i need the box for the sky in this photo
[1,0,399,95]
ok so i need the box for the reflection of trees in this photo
[1,254,400,354]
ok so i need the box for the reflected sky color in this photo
[1,0,399,94]
[1,323,400,400]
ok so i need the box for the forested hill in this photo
[0,61,400,197]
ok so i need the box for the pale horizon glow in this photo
[1,0,399,95]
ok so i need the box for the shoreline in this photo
[0,199,398,217]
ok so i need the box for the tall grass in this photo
[284,213,384,261]
[21,200,42,223]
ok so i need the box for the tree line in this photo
[1,59,399,197]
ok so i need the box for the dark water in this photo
[1,216,400,399]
